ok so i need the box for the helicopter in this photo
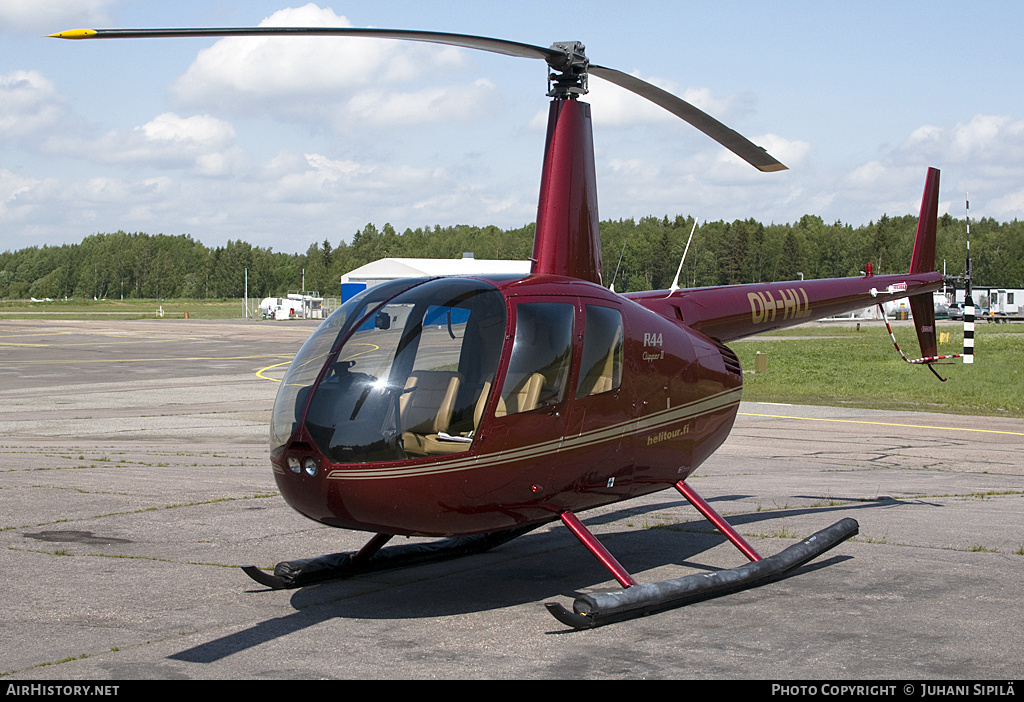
[53,26,950,628]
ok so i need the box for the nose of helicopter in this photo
[270,442,336,525]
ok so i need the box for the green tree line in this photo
[2,213,1020,300]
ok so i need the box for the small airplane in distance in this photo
[53,25,955,628]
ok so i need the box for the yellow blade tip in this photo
[48,29,97,39]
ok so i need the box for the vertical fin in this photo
[909,167,940,275]
[909,168,940,358]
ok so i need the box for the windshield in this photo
[274,277,506,464]
[270,278,426,453]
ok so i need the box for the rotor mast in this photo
[531,42,603,285]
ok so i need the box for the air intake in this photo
[714,340,742,377]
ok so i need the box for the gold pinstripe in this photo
[323,386,741,481]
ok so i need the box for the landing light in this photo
[287,456,301,474]
[302,456,319,477]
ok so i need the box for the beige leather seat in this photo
[578,327,622,397]
[495,372,544,417]
[400,371,465,456]
[473,380,492,427]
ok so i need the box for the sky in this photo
[2,1,1024,255]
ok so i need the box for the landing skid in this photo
[546,517,858,628]
[243,484,857,629]
[243,525,537,590]
[545,481,859,629]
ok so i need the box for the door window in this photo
[576,304,623,398]
[497,302,575,416]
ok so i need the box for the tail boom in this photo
[626,167,945,351]
[626,271,942,343]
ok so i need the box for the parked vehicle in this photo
[948,302,991,321]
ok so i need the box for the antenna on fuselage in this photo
[669,218,699,293]
[609,234,630,292]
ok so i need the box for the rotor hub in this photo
[547,41,589,98]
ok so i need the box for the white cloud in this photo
[751,133,811,168]
[304,154,360,175]
[269,153,368,203]
[0,169,42,222]
[0,0,116,33]
[901,114,1024,165]
[137,112,235,147]
[44,112,244,175]
[345,79,497,126]
[170,4,479,129]
[828,114,1024,223]
[988,187,1024,218]
[846,160,891,188]
[837,161,928,216]
[584,71,755,129]
[0,70,66,139]
[606,158,659,180]
[712,133,811,175]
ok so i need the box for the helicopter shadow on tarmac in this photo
[167,495,912,663]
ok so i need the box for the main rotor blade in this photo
[51,26,787,171]
[590,65,786,172]
[48,27,564,64]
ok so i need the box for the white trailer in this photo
[259,296,304,319]
[987,290,1019,316]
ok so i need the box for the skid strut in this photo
[674,479,761,562]
[559,512,637,587]
[546,481,858,629]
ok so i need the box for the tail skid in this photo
[880,303,960,381]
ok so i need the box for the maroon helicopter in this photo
[54,26,949,628]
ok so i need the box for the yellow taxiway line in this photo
[256,361,292,382]
[0,354,291,366]
[739,411,1024,437]
[254,343,381,383]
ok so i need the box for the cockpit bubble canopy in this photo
[271,278,506,464]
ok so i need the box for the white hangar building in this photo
[340,254,532,302]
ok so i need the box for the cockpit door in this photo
[463,297,578,501]
[562,299,633,502]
